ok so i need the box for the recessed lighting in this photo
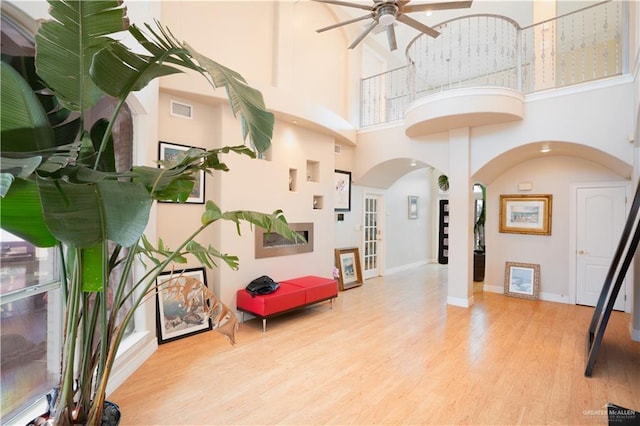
[540,144,551,153]
[410,161,417,167]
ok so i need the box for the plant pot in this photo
[28,391,120,426]
[473,250,485,282]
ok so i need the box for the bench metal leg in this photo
[262,318,267,333]
[330,298,334,309]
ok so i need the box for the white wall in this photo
[333,171,435,275]
[384,169,433,271]
[157,90,338,309]
[484,155,625,302]
[160,1,350,119]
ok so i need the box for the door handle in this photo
[578,250,590,255]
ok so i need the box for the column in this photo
[447,127,474,307]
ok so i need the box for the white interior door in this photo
[363,194,383,279]
[575,183,629,311]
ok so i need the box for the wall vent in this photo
[334,144,342,154]
[170,100,193,119]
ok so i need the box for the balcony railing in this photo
[360,0,627,128]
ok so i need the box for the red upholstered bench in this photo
[236,276,338,331]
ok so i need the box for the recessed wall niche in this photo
[289,168,297,191]
[313,195,324,210]
[306,160,319,182]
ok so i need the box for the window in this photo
[0,233,61,420]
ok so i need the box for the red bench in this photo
[236,276,338,331]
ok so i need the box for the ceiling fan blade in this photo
[313,0,375,12]
[397,14,441,38]
[386,25,398,51]
[317,14,373,33]
[403,1,473,14]
[349,19,379,49]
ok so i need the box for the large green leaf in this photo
[200,202,303,243]
[36,176,152,248]
[185,43,274,153]
[0,179,57,247]
[90,42,182,98]
[1,61,55,153]
[97,180,152,247]
[35,0,129,111]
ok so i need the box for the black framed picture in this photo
[158,141,205,204]
[334,169,352,212]
[155,267,212,344]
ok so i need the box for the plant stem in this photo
[55,248,82,425]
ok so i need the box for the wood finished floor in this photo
[110,264,640,425]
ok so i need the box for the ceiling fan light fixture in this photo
[377,4,398,26]
[379,12,396,26]
[313,0,473,50]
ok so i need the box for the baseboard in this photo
[484,284,570,304]
[447,295,474,308]
[385,260,428,275]
[484,284,503,294]
[107,331,157,396]
[538,291,569,304]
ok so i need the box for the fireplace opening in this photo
[255,222,313,258]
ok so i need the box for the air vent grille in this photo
[170,101,193,119]
[334,144,342,154]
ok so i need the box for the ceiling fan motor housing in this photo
[376,3,399,26]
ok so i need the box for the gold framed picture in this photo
[499,194,552,235]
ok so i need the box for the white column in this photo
[447,127,474,307]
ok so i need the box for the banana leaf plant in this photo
[0,1,301,424]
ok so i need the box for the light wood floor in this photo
[110,264,640,425]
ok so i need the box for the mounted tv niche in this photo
[255,222,314,259]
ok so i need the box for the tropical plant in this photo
[437,174,449,192]
[474,183,486,252]
[0,1,300,424]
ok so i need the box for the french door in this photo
[363,194,383,279]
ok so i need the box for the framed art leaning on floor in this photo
[335,247,363,291]
[155,267,212,344]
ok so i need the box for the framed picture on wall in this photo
[158,141,205,204]
[499,194,552,235]
[334,170,352,211]
[155,267,212,344]
[504,261,540,300]
[408,196,418,219]
[334,247,363,290]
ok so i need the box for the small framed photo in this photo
[156,267,212,344]
[504,261,540,300]
[334,247,363,291]
[408,196,418,219]
[499,194,552,235]
[334,170,352,212]
[158,141,205,204]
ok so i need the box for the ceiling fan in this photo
[314,0,473,51]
